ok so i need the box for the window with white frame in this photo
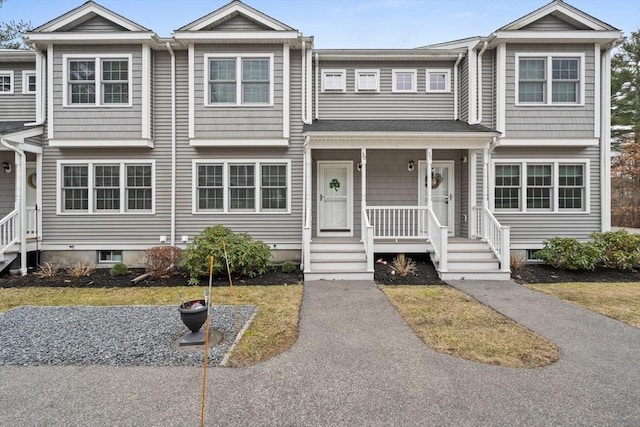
[392,69,417,93]
[22,70,36,94]
[65,55,131,106]
[207,54,272,105]
[98,250,123,263]
[517,53,583,105]
[494,160,588,212]
[59,161,154,214]
[426,69,450,92]
[0,70,14,94]
[355,69,379,92]
[194,160,289,213]
[321,69,346,92]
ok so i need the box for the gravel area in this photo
[0,305,256,367]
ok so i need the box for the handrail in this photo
[427,208,448,272]
[0,209,19,256]
[361,207,374,272]
[473,205,511,272]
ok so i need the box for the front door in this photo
[318,161,352,235]
[421,161,455,236]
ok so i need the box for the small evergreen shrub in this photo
[110,263,129,277]
[146,245,183,278]
[591,230,640,270]
[182,225,271,284]
[281,260,297,273]
[536,237,599,270]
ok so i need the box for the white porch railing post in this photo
[302,142,312,272]
[439,225,448,272]
[501,226,511,272]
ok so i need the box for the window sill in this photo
[190,138,288,147]
[50,139,154,148]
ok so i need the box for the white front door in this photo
[421,161,455,236]
[318,161,352,235]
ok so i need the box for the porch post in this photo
[426,148,433,209]
[482,147,490,241]
[16,152,27,275]
[470,150,478,237]
[360,148,367,210]
[303,140,312,272]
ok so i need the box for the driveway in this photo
[0,280,638,426]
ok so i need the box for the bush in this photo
[591,230,640,270]
[281,260,297,273]
[34,262,60,278]
[110,263,129,277]
[390,253,417,276]
[67,262,95,277]
[182,225,271,283]
[146,245,183,278]
[536,237,599,270]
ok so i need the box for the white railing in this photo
[427,208,448,272]
[472,206,510,272]
[302,211,312,273]
[361,207,374,272]
[0,209,19,257]
[365,206,430,239]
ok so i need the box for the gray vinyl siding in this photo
[0,151,15,217]
[193,44,284,139]
[65,16,128,32]
[458,55,469,122]
[505,44,595,137]
[51,45,143,139]
[205,15,270,31]
[0,62,36,121]
[481,49,494,129]
[174,47,303,247]
[522,15,587,31]
[491,146,601,246]
[316,61,455,120]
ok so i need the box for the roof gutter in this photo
[166,42,177,246]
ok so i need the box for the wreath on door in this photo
[426,171,442,189]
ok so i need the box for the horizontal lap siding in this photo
[505,44,595,137]
[52,45,143,139]
[458,56,469,122]
[481,50,494,129]
[175,48,303,247]
[69,16,128,32]
[0,151,15,216]
[492,146,601,245]
[207,16,268,31]
[317,60,455,120]
[522,16,582,31]
[0,62,36,121]
[193,45,283,139]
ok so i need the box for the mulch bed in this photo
[512,263,640,284]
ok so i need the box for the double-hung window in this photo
[392,69,417,93]
[65,55,131,106]
[194,160,289,213]
[0,70,14,94]
[355,69,379,92]
[426,69,450,92]
[321,69,346,92]
[207,54,272,105]
[59,161,154,214]
[494,160,588,212]
[517,53,584,105]
[22,70,36,94]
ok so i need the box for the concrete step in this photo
[447,259,500,271]
[310,260,368,271]
[304,271,374,281]
[440,270,512,281]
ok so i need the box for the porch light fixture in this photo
[407,160,415,172]
[356,162,362,171]
[461,156,468,163]
[2,162,10,173]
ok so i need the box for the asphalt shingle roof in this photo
[0,121,29,136]
[303,119,496,134]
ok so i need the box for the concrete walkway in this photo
[1,280,639,426]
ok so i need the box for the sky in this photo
[1,0,638,48]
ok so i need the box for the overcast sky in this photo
[1,0,638,48]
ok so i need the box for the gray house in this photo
[0,0,623,280]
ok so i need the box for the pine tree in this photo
[611,30,640,147]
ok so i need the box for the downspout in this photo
[166,42,176,246]
[315,52,319,120]
[301,41,307,124]
[24,43,46,127]
[0,136,27,275]
[306,47,312,124]
[453,53,463,120]
[469,41,488,125]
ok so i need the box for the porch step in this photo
[305,239,373,281]
[440,270,512,281]
[0,253,18,274]
[433,239,511,281]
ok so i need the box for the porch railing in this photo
[427,208,448,272]
[361,207,374,272]
[302,210,311,273]
[472,206,510,272]
[365,206,429,239]
[0,209,19,258]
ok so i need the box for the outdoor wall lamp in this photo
[2,162,11,173]
[407,160,415,172]
[356,161,362,171]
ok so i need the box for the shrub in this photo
[110,263,129,277]
[182,225,271,283]
[591,230,640,270]
[510,252,525,271]
[67,262,95,277]
[536,237,599,270]
[34,262,60,278]
[146,245,183,278]
[391,253,416,276]
[281,260,297,273]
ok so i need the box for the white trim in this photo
[601,48,612,231]
[188,44,195,139]
[185,4,292,32]
[21,70,36,95]
[49,139,154,148]
[192,159,291,215]
[204,53,274,107]
[62,53,133,107]
[468,48,477,121]
[0,70,14,95]
[469,150,478,212]
[56,159,156,215]
[354,69,380,92]
[491,158,590,214]
[321,69,346,92]
[141,45,151,140]
[425,68,452,93]
[47,44,54,140]
[41,242,302,251]
[26,33,156,43]
[189,139,288,147]
[35,4,148,32]
[593,44,601,138]
[514,52,586,106]
[493,30,622,41]
[173,32,299,42]
[496,43,506,134]
[283,44,290,139]
[499,3,613,32]
[391,68,417,93]
[317,161,353,236]
[498,138,599,147]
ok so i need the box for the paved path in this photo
[1,280,639,426]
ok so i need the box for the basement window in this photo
[98,250,123,264]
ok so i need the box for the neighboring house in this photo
[0,0,623,280]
